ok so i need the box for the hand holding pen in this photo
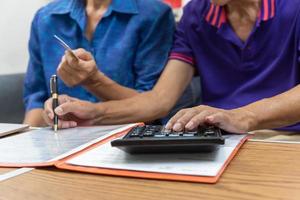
[54,35,101,88]
[50,75,59,131]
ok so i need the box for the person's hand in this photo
[57,48,103,87]
[43,95,100,129]
[165,105,257,133]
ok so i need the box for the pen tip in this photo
[54,125,58,132]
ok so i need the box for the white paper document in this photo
[0,124,136,164]
[67,134,247,177]
[0,123,29,137]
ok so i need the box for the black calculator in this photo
[111,125,225,154]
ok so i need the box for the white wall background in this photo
[0,0,49,75]
[0,0,190,75]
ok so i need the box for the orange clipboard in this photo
[55,131,249,184]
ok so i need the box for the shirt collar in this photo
[204,0,276,28]
[110,0,139,14]
[48,0,75,15]
[49,0,139,15]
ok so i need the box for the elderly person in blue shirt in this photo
[43,0,300,133]
[24,0,200,126]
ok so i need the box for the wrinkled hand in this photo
[165,105,257,133]
[43,95,99,129]
[57,48,100,87]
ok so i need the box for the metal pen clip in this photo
[50,76,54,95]
[50,75,57,95]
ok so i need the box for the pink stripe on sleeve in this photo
[170,53,194,62]
[169,53,195,65]
[205,4,214,22]
[270,0,275,18]
[263,0,269,20]
[211,6,220,26]
[217,8,226,28]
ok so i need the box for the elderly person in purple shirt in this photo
[44,0,300,133]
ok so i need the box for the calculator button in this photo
[204,130,216,137]
[182,133,195,137]
[154,134,165,138]
[161,128,171,134]
[143,131,154,137]
[154,132,167,137]
[168,132,181,137]
[147,128,155,132]
[129,132,139,137]
[129,127,145,137]
[129,130,140,137]
[187,131,197,134]
[205,131,215,135]
[146,125,156,130]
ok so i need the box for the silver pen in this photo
[54,35,79,60]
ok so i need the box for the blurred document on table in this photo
[0,123,29,137]
[0,124,136,165]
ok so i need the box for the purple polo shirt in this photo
[170,0,300,131]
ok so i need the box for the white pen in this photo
[53,34,79,60]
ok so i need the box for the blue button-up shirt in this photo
[170,0,300,131]
[24,0,175,111]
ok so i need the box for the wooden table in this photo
[0,168,14,174]
[0,141,299,200]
